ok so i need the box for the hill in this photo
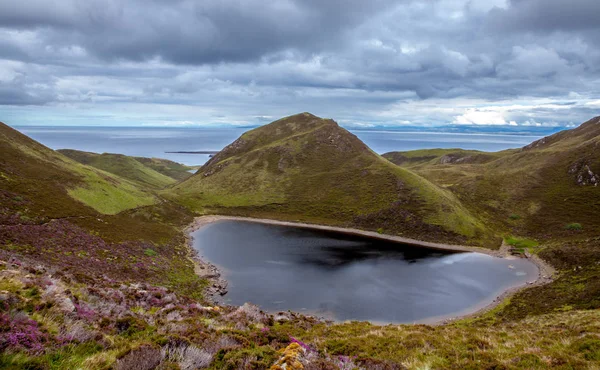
[58,149,190,189]
[132,156,194,181]
[167,113,492,246]
[0,123,158,215]
[383,148,502,166]
[383,116,600,240]
[0,120,203,308]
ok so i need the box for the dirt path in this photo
[185,215,556,324]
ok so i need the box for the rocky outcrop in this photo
[439,154,465,164]
[569,161,599,186]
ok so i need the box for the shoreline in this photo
[184,215,556,324]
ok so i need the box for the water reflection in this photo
[192,221,538,323]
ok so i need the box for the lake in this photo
[14,125,548,166]
[192,220,538,323]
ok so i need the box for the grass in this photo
[143,248,157,257]
[505,236,539,252]
[383,148,502,167]
[68,174,156,215]
[133,156,195,181]
[498,236,600,320]
[276,310,600,369]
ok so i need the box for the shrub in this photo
[508,214,521,220]
[566,223,583,231]
[144,248,158,257]
[0,312,48,353]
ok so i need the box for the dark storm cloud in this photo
[0,77,54,105]
[488,0,600,32]
[0,0,398,64]
[0,0,598,126]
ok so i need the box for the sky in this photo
[0,0,599,128]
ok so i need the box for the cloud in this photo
[496,46,573,78]
[0,0,399,64]
[488,0,600,33]
[454,109,508,125]
[0,0,598,127]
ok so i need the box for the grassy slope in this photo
[133,156,194,181]
[384,148,503,166]
[383,116,600,240]
[0,123,157,215]
[166,113,493,246]
[58,149,182,189]
[0,120,203,294]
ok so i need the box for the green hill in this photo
[383,116,600,240]
[132,156,194,181]
[58,149,185,189]
[0,120,202,299]
[0,123,157,215]
[167,113,492,246]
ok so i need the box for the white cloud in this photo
[453,108,507,125]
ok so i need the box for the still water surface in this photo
[192,221,538,323]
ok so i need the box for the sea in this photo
[13,125,556,166]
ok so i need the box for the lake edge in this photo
[186,216,554,324]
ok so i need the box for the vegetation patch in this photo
[565,222,583,230]
[68,176,155,215]
[505,236,539,252]
[59,149,185,188]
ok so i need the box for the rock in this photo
[569,161,599,186]
[58,297,76,312]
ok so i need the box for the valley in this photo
[1,114,599,369]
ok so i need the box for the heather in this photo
[1,259,600,369]
[1,219,174,283]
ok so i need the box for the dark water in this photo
[14,126,545,166]
[192,221,538,323]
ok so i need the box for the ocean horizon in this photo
[11,124,559,166]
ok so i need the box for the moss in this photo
[505,236,539,250]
